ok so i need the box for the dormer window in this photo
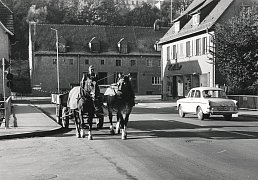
[58,43,67,53]
[57,37,68,53]
[174,21,180,32]
[193,13,200,25]
[89,37,100,53]
[117,38,128,54]
[154,41,161,51]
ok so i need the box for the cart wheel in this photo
[56,105,62,125]
[62,107,69,128]
[96,116,104,129]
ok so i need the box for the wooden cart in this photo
[51,93,105,129]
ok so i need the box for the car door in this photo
[184,90,195,113]
[191,90,201,113]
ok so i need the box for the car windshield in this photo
[202,90,227,98]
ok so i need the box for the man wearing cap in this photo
[80,65,97,89]
[80,65,103,128]
[87,65,97,81]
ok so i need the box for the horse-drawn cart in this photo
[51,92,105,129]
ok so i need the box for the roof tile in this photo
[0,0,14,33]
[34,24,169,55]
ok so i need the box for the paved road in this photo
[1,99,257,180]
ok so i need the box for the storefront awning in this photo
[165,60,202,75]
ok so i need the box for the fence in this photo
[228,95,258,110]
[0,96,12,128]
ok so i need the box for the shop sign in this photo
[168,63,182,71]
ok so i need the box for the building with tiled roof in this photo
[0,0,14,34]
[29,23,168,94]
[0,0,14,98]
[159,0,254,100]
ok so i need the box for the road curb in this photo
[0,127,65,140]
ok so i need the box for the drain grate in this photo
[30,174,58,180]
[185,139,213,143]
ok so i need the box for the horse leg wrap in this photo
[116,122,120,134]
[81,129,86,138]
[121,129,127,140]
[88,131,93,140]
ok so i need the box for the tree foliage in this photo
[2,0,193,60]
[126,3,160,27]
[214,8,258,94]
[160,0,193,26]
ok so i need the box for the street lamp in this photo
[50,28,60,94]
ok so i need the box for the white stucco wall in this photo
[0,25,11,98]
[161,31,215,86]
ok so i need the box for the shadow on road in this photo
[127,120,258,140]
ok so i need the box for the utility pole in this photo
[50,28,60,94]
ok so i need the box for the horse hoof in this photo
[81,130,86,138]
[110,129,115,135]
[76,132,81,138]
[88,135,93,140]
[121,132,127,140]
[122,135,126,140]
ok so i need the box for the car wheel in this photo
[178,105,185,118]
[224,115,232,121]
[197,107,204,120]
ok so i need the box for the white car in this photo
[176,87,238,120]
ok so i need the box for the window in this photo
[196,38,201,56]
[131,60,136,66]
[69,59,74,65]
[146,59,152,67]
[85,59,89,65]
[167,46,171,61]
[172,45,177,59]
[100,59,105,65]
[158,60,161,67]
[152,77,161,85]
[132,1,134,5]
[53,59,57,64]
[209,36,214,52]
[179,43,184,57]
[186,41,191,57]
[193,14,200,25]
[89,37,100,53]
[202,37,207,54]
[174,21,180,32]
[195,90,201,98]
[190,90,195,97]
[116,59,121,66]
[121,45,128,54]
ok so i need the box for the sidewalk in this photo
[0,100,62,140]
[0,96,257,140]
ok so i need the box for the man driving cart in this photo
[80,65,104,129]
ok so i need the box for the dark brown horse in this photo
[106,74,135,140]
[67,77,96,139]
